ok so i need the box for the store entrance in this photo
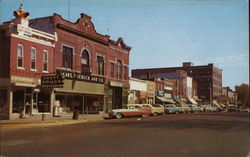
[13,90,25,114]
[112,87,122,109]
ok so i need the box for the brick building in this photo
[0,5,131,119]
[0,5,57,119]
[29,12,131,114]
[132,62,222,105]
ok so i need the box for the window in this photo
[81,50,90,74]
[31,47,36,70]
[123,66,127,80]
[43,51,48,72]
[62,46,73,69]
[111,63,114,78]
[97,56,104,75]
[17,44,24,68]
[117,60,122,79]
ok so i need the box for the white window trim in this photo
[42,50,49,73]
[30,47,36,70]
[17,44,24,69]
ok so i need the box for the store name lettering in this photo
[57,70,104,84]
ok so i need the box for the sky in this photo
[0,0,249,90]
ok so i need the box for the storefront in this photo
[48,69,106,115]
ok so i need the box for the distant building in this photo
[217,87,237,107]
[132,62,222,105]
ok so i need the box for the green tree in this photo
[235,84,249,107]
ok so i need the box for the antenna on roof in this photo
[67,0,70,21]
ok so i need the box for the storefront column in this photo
[7,87,13,119]
[50,89,55,115]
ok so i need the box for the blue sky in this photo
[0,0,248,90]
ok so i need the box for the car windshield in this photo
[152,104,161,107]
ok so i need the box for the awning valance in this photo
[156,97,176,104]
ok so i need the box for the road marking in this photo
[0,120,88,128]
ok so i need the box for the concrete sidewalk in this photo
[0,113,108,127]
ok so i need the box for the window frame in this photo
[116,60,122,80]
[17,44,24,69]
[42,50,48,72]
[30,47,36,70]
[62,45,73,69]
[97,56,104,75]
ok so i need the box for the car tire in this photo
[115,113,123,119]
[176,111,179,114]
[153,112,158,116]
[142,114,147,118]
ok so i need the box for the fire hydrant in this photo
[42,113,45,121]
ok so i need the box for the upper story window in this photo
[111,63,114,78]
[81,50,90,74]
[43,51,48,72]
[62,46,73,69]
[17,44,24,68]
[30,47,36,70]
[117,60,122,80]
[97,56,104,75]
[123,66,127,80]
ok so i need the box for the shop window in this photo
[117,60,122,79]
[81,50,90,74]
[30,47,36,70]
[111,63,114,78]
[62,46,73,69]
[17,44,24,68]
[43,50,48,72]
[37,92,50,112]
[97,56,104,75]
[84,96,103,114]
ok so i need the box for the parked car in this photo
[149,104,165,116]
[173,104,185,113]
[188,105,202,113]
[228,106,238,112]
[182,104,192,113]
[163,104,178,114]
[108,104,152,119]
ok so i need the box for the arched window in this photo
[117,60,122,79]
[81,50,90,74]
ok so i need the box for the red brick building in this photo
[0,5,131,119]
[29,10,131,115]
[132,62,222,105]
[0,5,57,119]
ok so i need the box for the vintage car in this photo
[149,104,165,115]
[108,104,152,119]
[163,104,179,114]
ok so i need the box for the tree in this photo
[235,84,249,107]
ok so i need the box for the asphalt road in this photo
[1,112,250,157]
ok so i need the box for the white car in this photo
[148,104,165,116]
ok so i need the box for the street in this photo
[1,112,250,157]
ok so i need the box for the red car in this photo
[108,104,152,119]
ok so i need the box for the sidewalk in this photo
[0,113,108,128]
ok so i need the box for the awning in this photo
[187,97,198,105]
[218,103,226,108]
[213,100,222,109]
[156,97,176,104]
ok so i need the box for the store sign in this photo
[41,75,64,88]
[56,69,105,84]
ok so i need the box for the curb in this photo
[0,120,88,128]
